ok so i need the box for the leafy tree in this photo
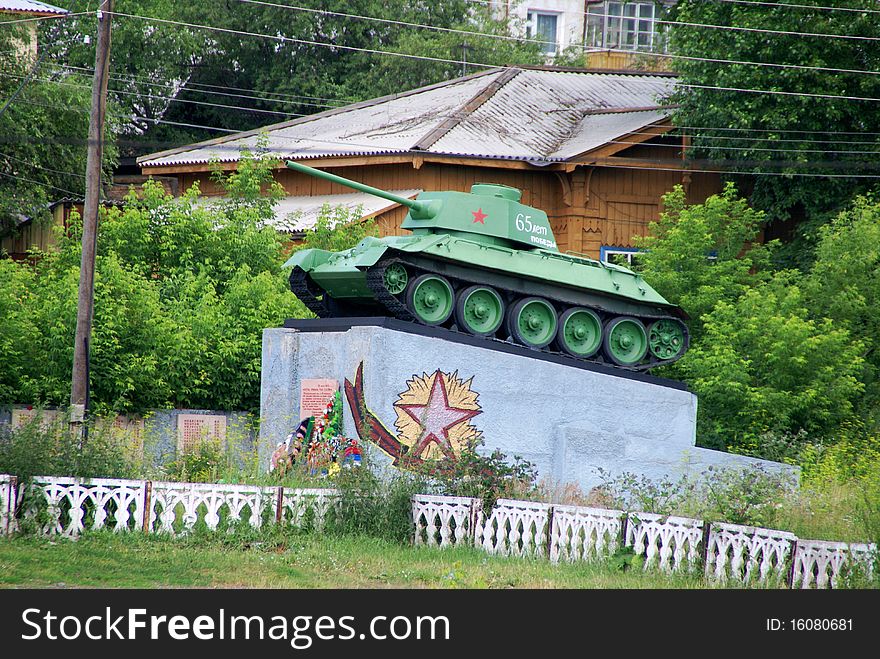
[665,0,880,267]
[295,203,378,253]
[634,183,775,342]
[0,22,115,236]
[682,271,864,453]
[635,185,865,456]
[44,1,539,152]
[805,194,880,419]
[0,147,370,413]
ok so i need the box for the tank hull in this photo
[285,236,689,371]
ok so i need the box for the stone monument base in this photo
[260,319,796,491]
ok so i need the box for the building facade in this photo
[494,1,676,70]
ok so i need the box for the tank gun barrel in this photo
[285,161,438,219]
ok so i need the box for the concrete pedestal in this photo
[260,319,796,491]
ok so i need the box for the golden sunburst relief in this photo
[393,370,483,461]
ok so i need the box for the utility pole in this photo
[70,0,113,432]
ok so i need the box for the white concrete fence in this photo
[1,476,875,589]
[0,474,338,538]
[411,494,877,590]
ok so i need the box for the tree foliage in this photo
[0,148,369,413]
[682,272,863,452]
[806,194,880,419]
[635,183,775,342]
[0,22,115,236]
[45,1,541,152]
[637,186,868,456]
[665,0,880,266]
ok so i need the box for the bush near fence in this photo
[411,494,878,590]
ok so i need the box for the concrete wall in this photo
[260,322,797,492]
[0,407,256,466]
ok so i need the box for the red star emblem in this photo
[472,208,487,224]
[398,371,481,460]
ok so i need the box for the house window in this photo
[587,1,665,52]
[527,10,560,55]
[600,246,644,267]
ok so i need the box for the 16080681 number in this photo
[791,619,852,631]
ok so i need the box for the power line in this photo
[714,0,880,16]
[587,46,880,78]
[676,125,880,137]
[108,12,880,104]
[605,138,880,156]
[680,82,880,103]
[236,0,556,49]
[0,170,81,196]
[110,11,502,69]
[0,71,304,119]
[0,151,87,179]
[239,0,880,79]
[7,94,240,135]
[44,63,351,108]
[10,66,880,155]
[649,131,880,147]
[0,11,88,26]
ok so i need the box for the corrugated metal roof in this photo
[0,1,68,14]
[197,190,420,232]
[139,68,677,169]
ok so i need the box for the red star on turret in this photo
[472,208,487,224]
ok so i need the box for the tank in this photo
[283,161,689,370]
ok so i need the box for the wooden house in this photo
[0,177,177,260]
[139,66,720,262]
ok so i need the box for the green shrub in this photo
[597,469,697,516]
[0,412,138,480]
[330,457,425,544]
[410,439,538,511]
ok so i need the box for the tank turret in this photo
[283,161,689,370]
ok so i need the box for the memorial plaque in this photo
[300,379,339,420]
[176,414,227,454]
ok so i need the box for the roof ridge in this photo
[411,68,520,152]
[582,105,678,115]
[517,64,678,78]
[138,68,504,166]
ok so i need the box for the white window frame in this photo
[600,246,644,266]
[527,9,563,56]
[586,1,666,53]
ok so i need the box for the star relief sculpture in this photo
[397,372,480,459]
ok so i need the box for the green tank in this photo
[283,161,689,370]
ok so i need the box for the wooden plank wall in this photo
[0,204,68,260]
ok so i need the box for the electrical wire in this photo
[107,11,880,104]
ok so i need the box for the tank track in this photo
[359,255,688,372]
[289,266,328,317]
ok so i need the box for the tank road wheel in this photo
[603,316,648,366]
[648,319,687,361]
[455,285,505,336]
[382,263,408,295]
[558,307,603,358]
[406,274,454,326]
[508,297,558,349]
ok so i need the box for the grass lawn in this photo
[0,531,712,589]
